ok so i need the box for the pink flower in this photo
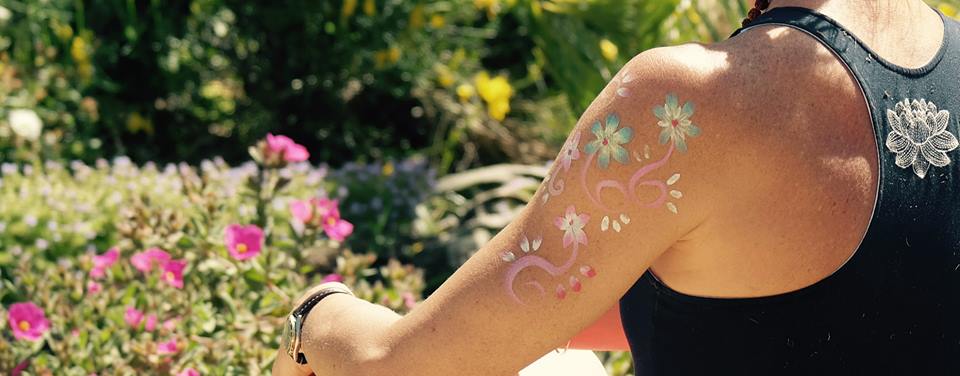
[554,205,589,248]
[314,199,353,242]
[289,199,313,222]
[265,133,310,163]
[125,307,144,328]
[8,302,50,341]
[131,248,171,273]
[177,368,200,376]
[11,358,29,376]
[157,338,179,354]
[162,317,178,331]
[402,292,417,310]
[145,314,158,331]
[162,259,187,289]
[90,247,120,279]
[322,273,343,283]
[86,281,102,295]
[224,224,263,261]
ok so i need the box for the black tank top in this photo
[619,7,960,375]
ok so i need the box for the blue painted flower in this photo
[584,114,633,169]
[654,94,700,152]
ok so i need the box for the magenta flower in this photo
[265,133,310,163]
[131,248,171,273]
[11,358,29,376]
[224,224,263,261]
[8,302,50,341]
[86,281,102,295]
[162,259,187,289]
[157,338,179,354]
[145,314,157,331]
[177,368,200,376]
[162,317,178,331]
[90,247,120,279]
[125,307,144,328]
[314,199,353,241]
[322,273,343,283]
[289,199,313,222]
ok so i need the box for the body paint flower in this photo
[162,260,187,289]
[585,114,633,169]
[8,302,49,341]
[125,307,144,328]
[554,205,589,248]
[558,131,581,171]
[90,247,119,279]
[654,94,701,153]
[265,133,310,163]
[131,248,171,273]
[224,224,263,261]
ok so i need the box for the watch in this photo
[280,284,354,364]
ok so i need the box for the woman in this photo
[275,0,960,374]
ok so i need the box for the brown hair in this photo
[742,0,771,26]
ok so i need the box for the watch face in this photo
[280,315,295,357]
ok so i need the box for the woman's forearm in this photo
[299,293,401,375]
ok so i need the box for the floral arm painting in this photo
[280,48,724,376]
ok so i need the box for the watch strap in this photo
[292,285,353,364]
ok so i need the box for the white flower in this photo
[554,205,589,248]
[654,94,700,153]
[885,98,959,179]
[8,109,43,141]
[0,6,11,25]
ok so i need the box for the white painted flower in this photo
[554,205,589,248]
[520,235,542,254]
[584,114,633,169]
[8,109,43,141]
[614,71,636,98]
[885,98,959,179]
[558,131,581,171]
[654,94,700,153]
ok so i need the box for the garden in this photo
[1,0,958,375]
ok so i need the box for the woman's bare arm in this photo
[282,44,728,376]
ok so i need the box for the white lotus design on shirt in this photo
[885,98,959,179]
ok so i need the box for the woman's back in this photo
[620,2,960,374]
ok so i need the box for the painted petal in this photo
[665,94,679,111]
[612,220,622,232]
[580,265,597,278]
[653,105,667,120]
[666,202,679,214]
[532,236,542,251]
[606,114,620,130]
[501,251,516,263]
[570,276,582,292]
[520,236,530,253]
[912,156,931,179]
[930,131,959,151]
[601,216,610,231]
[921,142,951,167]
[622,72,635,83]
[565,205,577,218]
[591,121,604,138]
[617,87,630,97]
[681,101,695,117]
[667,173,680,185]
[887,110,905,134]
[597,148,611,169]
[611,145,629,164]
[932,110,950,134]
[643,145,651,159]
[575,229,588,246]
[675,137,688,153]
[562,232,574,248]
[670,190,683,199]
[619,214,631,224]
[613,127,633,144]
[584,140,601,155]
[578,213,590,225]
[554,216,566,229]
[685,124,701,137]
[886,131,910,153]
[658,129,672,145]
[555,285,567,300]
[895,143,919,169]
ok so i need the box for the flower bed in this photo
[0,135,427,374]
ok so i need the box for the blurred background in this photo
[1,0,958,374]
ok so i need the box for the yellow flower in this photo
[599,39,619,62]
[363,0,376,16]
[430,14,446,29]
[342,0,358,18]
[387,46,401,64]
[474,71,513,121]
[409,5,425,29]
[382,162,395,176]
[438,71,455,88]
[474,0,499,18]
[71,36,89,64]
[126,113,154,135]
[530,1,542,18]
[456,83,475,102]
[939,4,957,18]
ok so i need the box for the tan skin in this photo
[273,1,947,374]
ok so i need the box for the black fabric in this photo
[619,7,960,375]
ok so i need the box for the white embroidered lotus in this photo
[885,98,959,179]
